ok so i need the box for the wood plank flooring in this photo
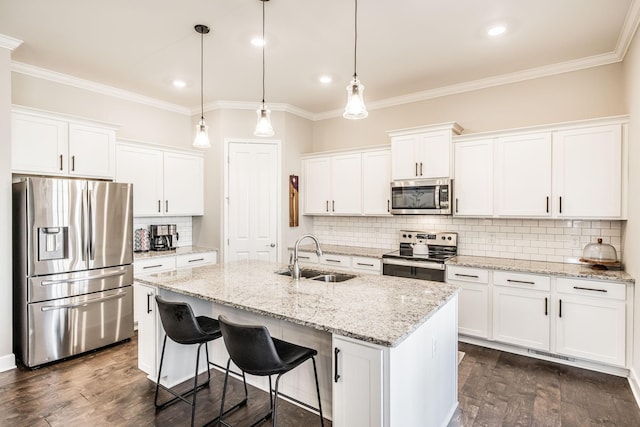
[0,336,638,426]
[449,342,640,427]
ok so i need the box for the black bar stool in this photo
[217,315,324,427]
[154,296,248,427]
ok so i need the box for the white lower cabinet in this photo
[555,278,626,366]
[446,266,489,338]
[332,336,383,427]
[294,251,381,275]
[134,282,158,377]
[492,271,551,351]
[448,265,630,369]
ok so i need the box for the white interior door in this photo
[227,141,279,262]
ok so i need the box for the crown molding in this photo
[0,34,22,51]
[616,0,640,58]
[11,61,191,115]
[200,100,316,121]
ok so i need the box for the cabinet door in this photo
[331,153,362,214]
[68,124,115,179]
[362,150,391,215]
[415,131,450,178]
[115,144,164,216]
[457,283,489,338]
[12,113,68,175]
[333,335,383,427]
[454,139,494,216]
[391,135,418,180]
[492,286,550,351]
[496,133,552,216]
[134,282,157,376]
[555,295,625,366]
[303,157,332,214]
[553,125,622,218]
[163,152,204,216]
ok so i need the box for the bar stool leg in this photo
[312,356,325,427]
[272,374,284,427]
[154,334,169,409]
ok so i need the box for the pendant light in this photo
[343,0,368,119]
[254,0,275,137]
[193,24,211,148]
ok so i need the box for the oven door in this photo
[382,258,446,282]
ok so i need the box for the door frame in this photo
[223,138,282,263]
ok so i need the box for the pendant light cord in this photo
[200,29,204,121]
[261,0,266,105]
[353,0,358,79]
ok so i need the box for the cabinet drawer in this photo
[556,278,626,301]
[320,253,351,268]
[134,257,176,275]
[176,251,217,268]
[494,271,550,291]
[296,251,319,264]
[446,266,489,284]
[352,256,381,274]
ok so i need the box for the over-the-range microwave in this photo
[390,178,452,215]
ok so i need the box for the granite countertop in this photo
[136,260,458,347]
[294,243,391,258]
[447,255,635,284]
[134,245,217,261]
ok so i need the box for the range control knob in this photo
[448,236,452,240]
[441,236,446,240]
[402,234,407,238]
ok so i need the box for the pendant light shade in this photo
[343,0,368,120]
[255,0,274,137]
[193,24,211,148]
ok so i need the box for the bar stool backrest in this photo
[155,296,208,345]
[218,315,286,375]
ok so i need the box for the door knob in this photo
[268,243,276,248]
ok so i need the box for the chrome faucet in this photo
[290,234,323,279]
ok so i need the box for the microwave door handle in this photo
[435,185,440,209]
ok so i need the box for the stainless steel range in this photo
[382,230,458,282]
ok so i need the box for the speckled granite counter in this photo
[136,260,458,347]
[134,245,217,261]
[293,244,391,258]
[447,255,635,284]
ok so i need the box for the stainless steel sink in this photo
[276,269,356,282]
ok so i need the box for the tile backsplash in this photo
[133,216,193,247]
[312,216,623,264]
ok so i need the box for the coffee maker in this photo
[150,224,178,251]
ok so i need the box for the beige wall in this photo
[622,25,640,383]
[193,108,314,261]
[12,73,190,148]
[0,47,14,370]
[312,64,626,151]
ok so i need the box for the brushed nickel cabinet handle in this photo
[165,200,168,213]
[455,273,479,278]
[420,162,423,176]
[507,279,535,285]
[573,286,607,293]
[546,196,549,213]
[332,200,335,212]
[71,155,75,171]
[157,200,161,213]
[559,196,563,214]
[59,154,63,171]
[415,162,418,176]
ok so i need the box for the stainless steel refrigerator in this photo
[13,177,134,367]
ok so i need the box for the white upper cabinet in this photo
[12,107,117,179]
[454,138,494,216]
[115,142,204,217]
[163,151,204,216]
[303,153,362,215]
[362,149,391,215]
[495,133,552,217]
[389,123,462,180]
[552,124,622,218]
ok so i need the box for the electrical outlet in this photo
[571,237,580,248]
[488,233,496,244]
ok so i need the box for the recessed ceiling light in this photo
[319,75,332,84]
[172,79,186,88]
[251,37,265,47]
[488,25,507,37]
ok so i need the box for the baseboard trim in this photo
[0,352,16,373]
[628,368,640,409]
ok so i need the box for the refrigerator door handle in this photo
[40,291,127,311]
[80,190,87,262]
[40,271,126,287]
[88,189,95,261]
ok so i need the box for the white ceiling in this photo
[1,0,639,118]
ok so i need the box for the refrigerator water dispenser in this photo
[37,227,68,260]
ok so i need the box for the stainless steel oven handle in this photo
[40,270,126,286]
[382,257,445,270]
[40,291,127,311]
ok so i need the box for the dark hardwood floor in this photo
[1,336,639,426]
[449,342,640,427]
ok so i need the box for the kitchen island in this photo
[136,260,459,427]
